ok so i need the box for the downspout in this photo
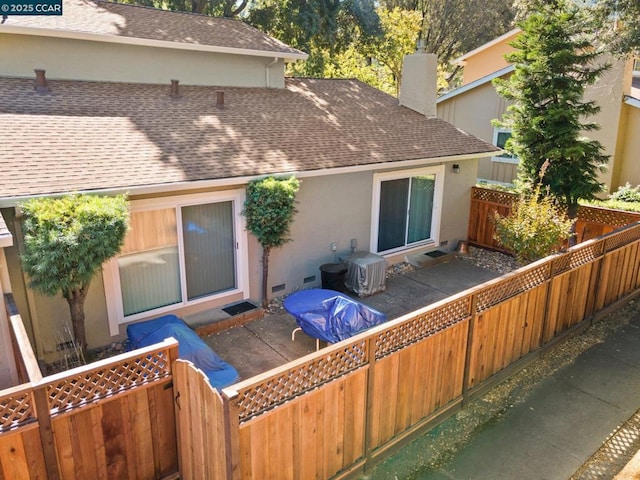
[265,57,279,88]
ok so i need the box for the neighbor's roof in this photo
[0,0,307,60]
[0,76,499,201]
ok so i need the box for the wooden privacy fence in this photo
[0,307,179,480]
[468,186,640,252]
[173,221,640,480]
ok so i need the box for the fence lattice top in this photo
[46,346,172,416]
[0,387,36,433]
[234,340,367,422]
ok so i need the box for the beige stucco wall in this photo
[438,82,507,182]
[612,103,640,188]
[461,35,515,85]
[0,33,286,88]
[267,172,374,296]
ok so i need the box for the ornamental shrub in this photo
[494,185,573,264]
[609,183,640,203]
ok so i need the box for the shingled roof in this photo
[0,76,499,201]
[0,0,306,59]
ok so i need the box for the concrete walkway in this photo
[369,304,640,480]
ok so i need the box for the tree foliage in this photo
[591,0,640,55]
[20,194,129,351]
[248,0,381,77]
[366,7,423,95]
[378,0,516,83]
[243,176,300,306]
[493,0,609,223]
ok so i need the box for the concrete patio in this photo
[201,254,500,380]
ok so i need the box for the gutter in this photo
[624,95,640,109]
[0,151,497,208]
[0,25,309,61]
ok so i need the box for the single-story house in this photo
[437,28,640,190]
[0,0,498,380]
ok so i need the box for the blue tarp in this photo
[284,289,387,343]
[127,314,239,390]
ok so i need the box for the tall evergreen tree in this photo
[493,0,609,231]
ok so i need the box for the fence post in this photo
[222,394,241,480]
[33,383,60,480]
[363,334,377,472]
[461,293,477,400]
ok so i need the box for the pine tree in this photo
[494,0,609,229]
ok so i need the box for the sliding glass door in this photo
[374,167,442,254]
[115,195,240,319]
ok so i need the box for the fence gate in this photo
[173,360,234,480]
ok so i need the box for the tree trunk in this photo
[261,246,271,308]
[567,202,579,247]
[64,286,89,354]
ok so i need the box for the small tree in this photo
[20,194,129,353]
[494,0,609,242]
[243,176,300,308]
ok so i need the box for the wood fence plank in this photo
[101,398,129,480]
[298,393,319,480]
[411,340,430,424]
[149,382,178,478]
[22,427,47,480]
[322,381,343,478]
[129,390,155,479]
[394,347,415,433]
[119,394,139,480]
[68,408,99,480]
[89,407,108,480]
[0,431,30,480]
[238,425,252,480]
[343,370,366,466]
[52,416,75,480]
[174,363,193,480]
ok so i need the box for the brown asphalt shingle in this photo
[0,0,305,58]
[0,76,499,199]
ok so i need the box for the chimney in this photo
[216,90,224,108]
[398,52,437,117]
[170,79,180,99]
[34,69,50,93]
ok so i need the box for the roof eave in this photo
[437,64,515,103]
[0,151,497,208]
[451,28,521,66]
[0,25,309,61]
[624,95,640,109]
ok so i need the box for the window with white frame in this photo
[371,166,443,255]
[104,190,247,331]
[492,128,519,164]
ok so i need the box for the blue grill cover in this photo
[284,289,387,343]
[127,314,239,390]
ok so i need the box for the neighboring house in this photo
[0,0,498,372]
[437,28,640,191]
